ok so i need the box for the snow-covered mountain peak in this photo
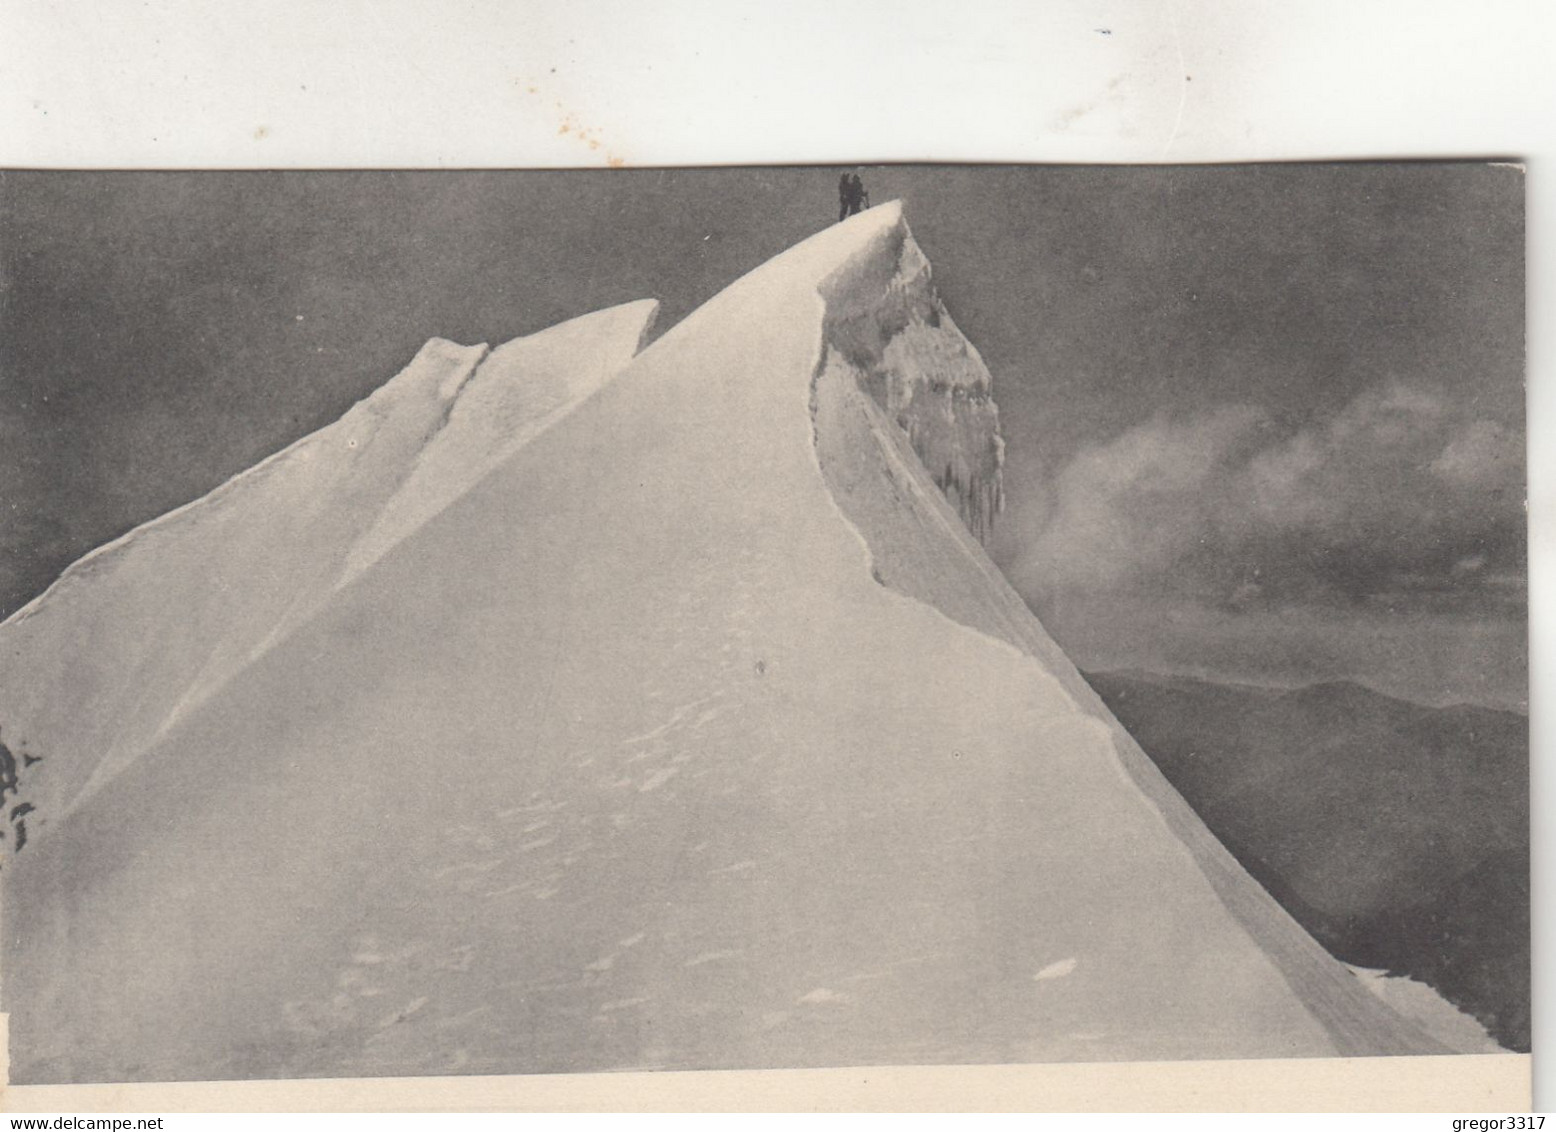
[0,202,1461,1084]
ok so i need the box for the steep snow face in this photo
[341,299,658,584]
[820,219,1004,541]
[0,302,655,854]
[3,204,1446,1084]
[0,336,487,852]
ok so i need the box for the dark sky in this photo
[0,164,1526,708]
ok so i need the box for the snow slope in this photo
[1347,965,1503,1055]
[2,205,1450,1084]
[340,299,658,586]
[0,301,655,841]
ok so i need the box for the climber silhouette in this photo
[838,172,869,221]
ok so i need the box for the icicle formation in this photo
[818,217,1006,542]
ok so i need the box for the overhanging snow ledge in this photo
[815,206,1006,543]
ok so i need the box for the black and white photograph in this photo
[0,163,1528,1091]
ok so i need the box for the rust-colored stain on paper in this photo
[518,77,628,167]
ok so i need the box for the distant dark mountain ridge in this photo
[1085,670,1529,1052]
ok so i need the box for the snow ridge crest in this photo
[817,213,1006,542]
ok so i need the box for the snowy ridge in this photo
[819,216,1005,541]
[0,337,486,635]
[0,304,655,853]
[0,336,488,855]
[340,300,658,585]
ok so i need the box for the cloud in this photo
[1001,380,1525,619]
[1007,405,1267,592]
[1242,382,1447,529]
[1431,418,1522,489]
[1233,382,1522,545]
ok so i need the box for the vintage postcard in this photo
[0,164,1531,1109]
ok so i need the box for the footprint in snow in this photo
[684,949,741,968]
[597,997,649,1015]
[1034,958,1078,981]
